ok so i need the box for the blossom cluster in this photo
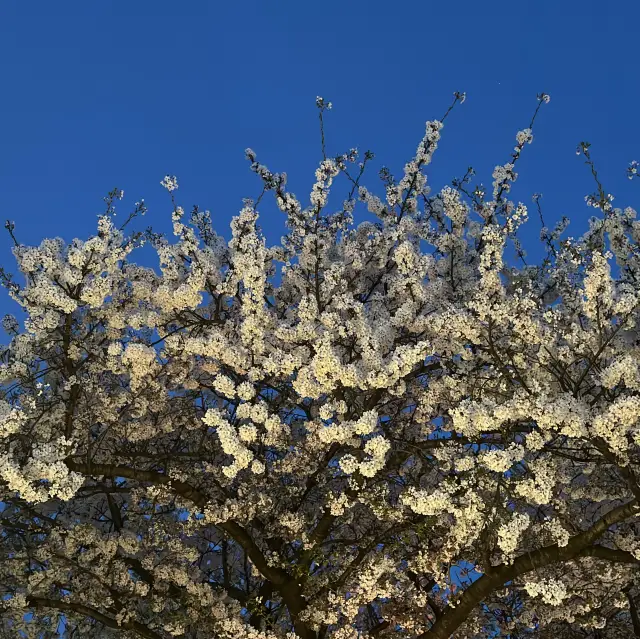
[4,91,640,639]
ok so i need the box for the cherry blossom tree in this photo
[2,91,640,638]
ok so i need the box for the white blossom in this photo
[1,95,638,639]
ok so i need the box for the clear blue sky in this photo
[1,0,638,315]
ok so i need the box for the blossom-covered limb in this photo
[419,500,639,638]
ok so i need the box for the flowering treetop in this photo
[1,92,640,638]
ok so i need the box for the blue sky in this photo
[1,0,639,316]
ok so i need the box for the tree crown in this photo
[2,92,640,639]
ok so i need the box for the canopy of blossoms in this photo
[2,92,640,638]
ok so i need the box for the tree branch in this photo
[65,458,313,639]
[65,458,210,508]
[25,596,164,639]
[418,499,639,639]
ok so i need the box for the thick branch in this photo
[419,499,639,639]
[65,458,210,507]
[25,596,164,639]
[579,545,640,563]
